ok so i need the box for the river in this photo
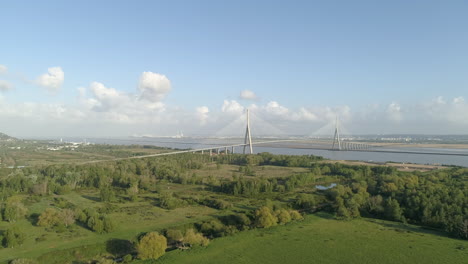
[58,137,468,167]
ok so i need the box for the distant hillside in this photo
[0,132,17,141]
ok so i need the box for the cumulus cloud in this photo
[264,101,289,117]
[291,107,318,121]
[0,65,7,74]
[138,72,171,102]
[222,100,244,115]
[83,82,129,111]
[0,80,13,92]
[196,106,209,125]
[240,89,257,100]
[36,67,64,93]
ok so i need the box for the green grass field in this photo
[0,189,217,263]
[135,213,468,264]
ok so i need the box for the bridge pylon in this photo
[243,109,253,154]
[332,116,342,150]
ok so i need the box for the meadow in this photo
[141,213,468,264]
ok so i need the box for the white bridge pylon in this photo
[243,109,253,154]
[331,116,372,151]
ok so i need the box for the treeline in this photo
[322,163,468,239]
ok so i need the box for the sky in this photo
[1,0,468,138]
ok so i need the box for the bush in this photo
[289,210,303,221]
[275,209,292,224]
[200,219,226,237]
[183,229,209,247]
[137,232,167,260]
[166,229,184,244]
[254,206,278,228]
[3,227,25,248]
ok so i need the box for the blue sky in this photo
[1,0,468,137]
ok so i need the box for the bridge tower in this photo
[332,116,342,150]
[243,109,253,154]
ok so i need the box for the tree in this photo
[254,206,278,228]
[295,193,316,210]
[61,209,75,227]
[100,187,115,202]
[3,200,28,222]
[385,198,403,222]
[137,232,167,260]
[3,227,25,248]
[37,208,61,227]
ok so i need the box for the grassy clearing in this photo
[135,213,468,264]
[0,190,217,264]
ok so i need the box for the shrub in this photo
[137,232,167,260]
[183,229,209,247]
[289,210,303,221]
[275,209,292,224]
[254,206,278,228]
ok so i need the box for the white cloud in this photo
[138,72,171,102]
[291,107,318,121]
[0,80,13,92]
[196,106,209,125]
[264,101,289,117]
[240,89,257,100]
[0,65,7,74]
[36,67,64,93]
[453,96,464,104]
[87,82,129,111]
[386,102,402,122]
[222,100,244,115]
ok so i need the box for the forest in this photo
[0,150,466,263]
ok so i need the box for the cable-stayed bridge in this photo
[84,110,468,164]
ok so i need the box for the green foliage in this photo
[3,200,27,222]
[37,208,61,227]
[384,198,403,222]
[166,229,184,244]
[100,187,115,202]
[254,206,278,228]
[159,192,186,210]
[275,209,292,224]
[200,219,227,237]
[102,216,116,233]
[137,232,167,260]
[289,210,303,221]
[88,215,104,233]
[37,207,75,228]
[183,228,209,247]
[122,254,133,263]
[2,226,25,248]
[295,193,316,210]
